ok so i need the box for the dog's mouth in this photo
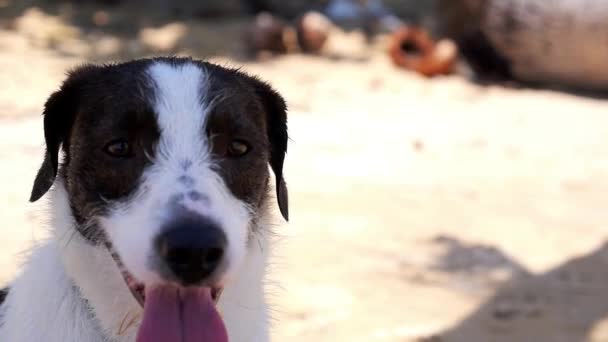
[121,270,222,308]
[106,242,223,307]
[106,243,228,341]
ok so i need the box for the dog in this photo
[0,57,289,342]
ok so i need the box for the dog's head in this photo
[30,57,288,340]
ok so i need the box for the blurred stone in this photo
[244,12,290,55]
[436,0,485,38]
[296,11,332,54]
[92,10,109,26]
[438,0,608,91]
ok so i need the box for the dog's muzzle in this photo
[105,215,229,342]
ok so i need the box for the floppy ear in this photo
[30,66,93,202]
[251,79,289,221]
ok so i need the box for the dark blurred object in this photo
[39,0,435,22]
[296,11,331,54]
[92,10,110,26]
[240,0,273,14]
[382,0,435,21]
[436,0,515,82]
[438,0,608,91]
[148,0,247,17]
[245,0,328,19]
[244,12,293,56]
[94,0,123,5]
[389,26,457,77]
[63,0,247,17]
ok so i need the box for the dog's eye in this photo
[227,140,249,157]
[104,140,132,158]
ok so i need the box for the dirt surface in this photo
[2,8,608,342]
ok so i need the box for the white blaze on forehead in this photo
[147,62,211,161]
[99,61,251,288]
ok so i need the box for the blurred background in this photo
[2,0,608,341]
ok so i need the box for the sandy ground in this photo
[2,8,608,342]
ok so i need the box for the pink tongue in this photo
[136,286,228,342]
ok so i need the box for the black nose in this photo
[155,218,227,285]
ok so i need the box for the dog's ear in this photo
[250,78,289,221]
[30,65,97,202]
[29,82,77,202]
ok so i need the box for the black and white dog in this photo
[0,57,289,341]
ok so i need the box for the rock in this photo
[296,11,332,54]
[438,0,608,91]
[243,12,292,55]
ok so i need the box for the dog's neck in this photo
[0,181,274,341]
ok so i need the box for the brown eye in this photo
[104,140,132,158]
[228,140,250,157]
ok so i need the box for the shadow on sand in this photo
[427,240,608,342]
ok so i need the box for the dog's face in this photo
[30,58,288,338]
